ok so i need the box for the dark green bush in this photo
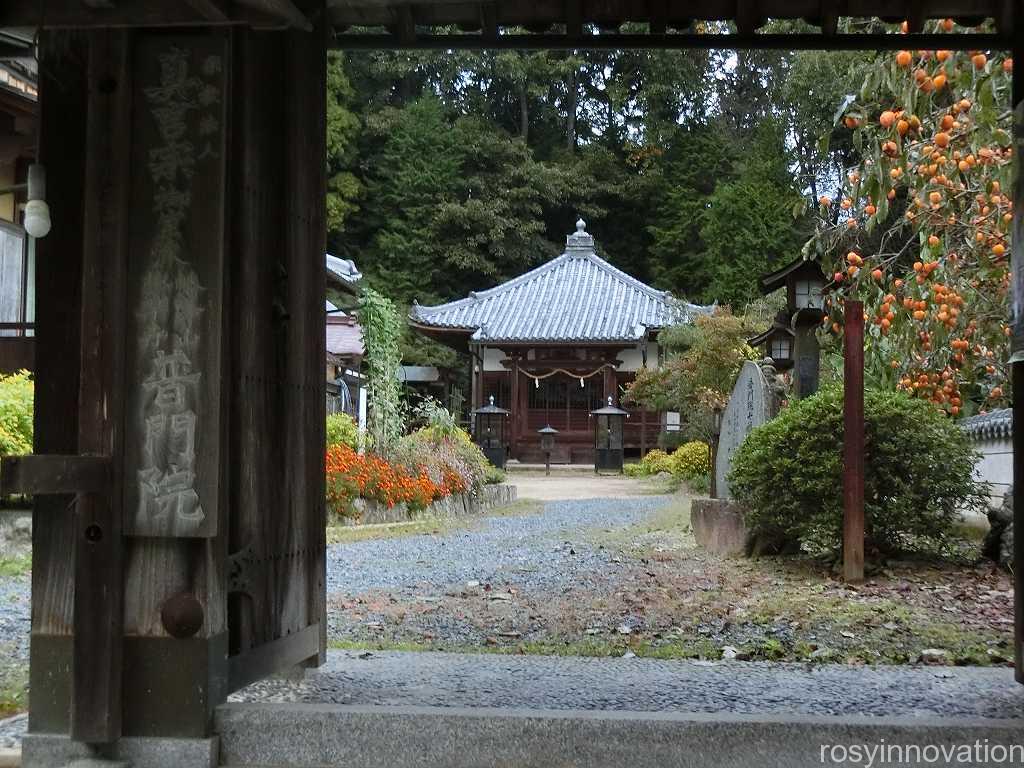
[728,386,985,556]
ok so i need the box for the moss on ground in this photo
[0,552,31,578]
[327,500,544,544]
[0,659,27,718]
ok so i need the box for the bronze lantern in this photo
[473,395,509,469]
[590,396,628,474]
[537,424,559,476]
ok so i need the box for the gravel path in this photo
[234,649,1024,721]
[0,573,30,665]
[0,572,30,749]
[327,496,670,597]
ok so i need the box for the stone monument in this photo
[693,360,777,556]
[714,360,776,499]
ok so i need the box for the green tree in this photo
[326,52,362,235]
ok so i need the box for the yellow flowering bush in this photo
[670,441,711,479]
[638,449,674,475]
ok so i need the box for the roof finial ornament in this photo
[489,395,495,406]
[566,217,594,252]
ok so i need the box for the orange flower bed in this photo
[325,444,462,518]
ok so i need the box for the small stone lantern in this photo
[748,311,795,371]
[537,424,559,476]
[757,257,826,399]
[473,395,509,469]
[590,396,628,474]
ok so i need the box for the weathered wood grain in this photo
[70,28,133,743]
[0,455,109,495]
[31,29,89,643]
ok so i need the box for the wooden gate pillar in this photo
[13,7,328,764]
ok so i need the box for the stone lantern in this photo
[590,396,628,474]
[748,311,795,371]
[756,257,826,399]
[537,424,559,476]
[473,395,509,469]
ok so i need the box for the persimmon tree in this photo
[810,20,1014,416]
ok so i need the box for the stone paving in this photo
[234,649,1024,720]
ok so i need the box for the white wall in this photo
[616,342,658,372]
[971,436,1012,506]
[482,347,506,372]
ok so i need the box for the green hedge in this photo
[728,386,985,555]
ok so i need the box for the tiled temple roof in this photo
[410,220,713,344]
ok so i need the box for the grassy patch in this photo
[0,552,31,577]
[0,661,28,718]
[586,494,693,552]
[326,500,544,545]
[327,518,473,545]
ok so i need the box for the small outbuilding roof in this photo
[410,220,713,345]
[326,254,362,293]
[960,408,1012,441]
[326,314,364,361]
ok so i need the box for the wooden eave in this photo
[0,1,1016,49]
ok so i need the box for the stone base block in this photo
[216,703,1024,768]
[21,733,218,768]
[691,499,750,556]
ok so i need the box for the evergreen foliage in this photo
[326,45,854,343]
[729,386,986,555]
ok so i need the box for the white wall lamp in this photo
[0,164,51,238]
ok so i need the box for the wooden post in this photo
[72,30,132,741]
[843,300,865,584]
[509,355,520,459]
[603,363,615,405]
[1010,37,1023,683]
[710,435,719,499]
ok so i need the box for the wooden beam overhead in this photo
[904,0,926,33]
[818,0,840,36]
[182,0,231,23]
[648,0,668,36]
[391,3,416,45]
[480,3,498,40]
[565,0,582,38]
[330,31,1012,51]
[241,0,313,30]
[734,0,764,36]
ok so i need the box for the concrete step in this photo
[216,703,1024,768]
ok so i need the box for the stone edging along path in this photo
[342,483,517,526]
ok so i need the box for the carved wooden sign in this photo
[124,33,227,537]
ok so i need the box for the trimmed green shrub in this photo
[484,466,506,485]
[326,412,359,450]
[0,370,33,457]
[729,386,985,555]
